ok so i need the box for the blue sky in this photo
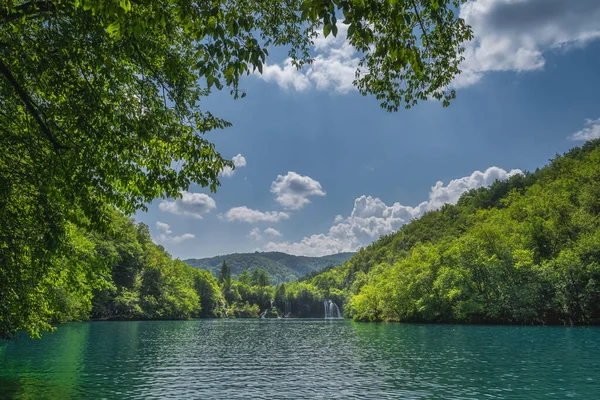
[137,0,600,259]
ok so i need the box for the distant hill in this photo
[183,252,355,284]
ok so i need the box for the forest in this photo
[305,140,600,325]
[1,202,339,338]
[5,139,600,339]
[184,251,354,284]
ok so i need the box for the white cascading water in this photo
[285,300,291,318]
[324,300,342,319]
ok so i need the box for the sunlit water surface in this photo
[1,319,599,399]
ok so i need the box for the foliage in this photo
[1,0,471,337]
[308,140,600,325]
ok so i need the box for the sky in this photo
[137,0,600,260]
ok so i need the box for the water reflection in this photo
[1,321,599,399]
[1,322,90,399]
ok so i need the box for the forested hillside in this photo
[184,252,354,283]
[7,140,600,339]
[301,140,600,325]
[0,206,344,338]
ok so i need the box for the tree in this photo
[1,0,472,337]
[238,269,251,285]
[218,262,231,286]
[251,269,271,287]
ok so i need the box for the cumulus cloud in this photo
[454,0,600,87]
[223,206,290,223]
[248,227,262,241]
[220,153,247,178]
[569,118,600,141]
[265,166,522,256]
[155,221,172,234]
[264,227,282,237]
[247,227,282,241]
[270,171,326,210]
[264,234,351,257]
[159,191,216,219]
[261,60,312,91]
[258,24,360,93]
[154,222,195,244]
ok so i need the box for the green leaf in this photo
[106,22,121,37]
[347,23,356,37]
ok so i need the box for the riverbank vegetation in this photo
[4,140,600,339]
[1,203,336,338]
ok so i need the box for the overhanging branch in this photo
[0,57,68,151]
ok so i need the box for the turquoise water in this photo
[1,320,599,399]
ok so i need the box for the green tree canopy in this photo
[251,269,271,287]
[218,261,231,286]
[1,0,471,337]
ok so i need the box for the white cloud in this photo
[261,60,312,91]
[248,227,262,241]
[455,0,600,87]
[156,221,172,234]
[569,118,600,141]
[154,222,195,244]
[220,153,247,178]
[247,227,282,241]
[265,167,522,256]
[270,171,326,210]
[258,24,360,94]
[223,206,290,223]
[159,191,216,219]
[264,234,351,257]
[264,227,282,237]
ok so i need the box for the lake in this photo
[1,320,599,399]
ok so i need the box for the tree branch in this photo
[0,57,68,151]
[1,1,57,25]
[409,0,430,48]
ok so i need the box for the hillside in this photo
[299,140,600,325]
[184,252,355,284]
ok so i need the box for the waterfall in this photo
[285,300,291,318]
[323,300,342,319]
[260,309,268,319]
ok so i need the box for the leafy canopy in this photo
[0,0,471,337]
[1,0,472,214]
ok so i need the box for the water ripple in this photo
[1,320,599,399]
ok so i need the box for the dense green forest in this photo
[184,252,354,284]
[4,140,600,339]
[302,140,600,325]
[0,204,341,338]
